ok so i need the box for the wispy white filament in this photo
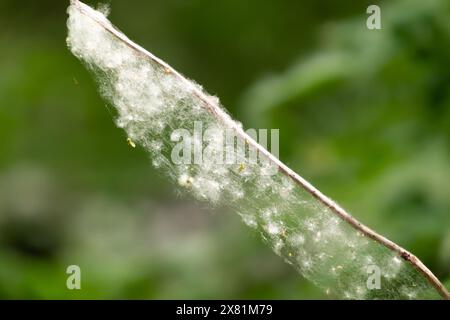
[66,1,443,299]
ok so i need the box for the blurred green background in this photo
[0,0,449,299]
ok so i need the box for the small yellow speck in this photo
[164,67,172,74]
[238,163,246,173]
[288,252,293,257]
[127,137,136,148]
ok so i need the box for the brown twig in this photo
[72,0,450,299]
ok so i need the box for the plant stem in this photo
[72,0,450,300]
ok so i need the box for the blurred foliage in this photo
[241,0,450,280]
[0,0,449,298]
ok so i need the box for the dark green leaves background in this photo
[0,0,448,298]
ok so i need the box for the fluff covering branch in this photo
[66,0,449,299]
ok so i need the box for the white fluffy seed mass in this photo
[67,1,441,299]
